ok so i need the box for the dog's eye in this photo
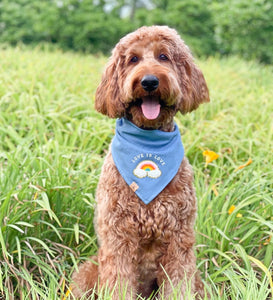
[130,56,139,63]
[159,54,169,61]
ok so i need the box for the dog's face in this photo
[95,26,209,130]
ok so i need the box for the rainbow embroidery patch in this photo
[133,160,161,179]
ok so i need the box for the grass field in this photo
[0,46,272,299]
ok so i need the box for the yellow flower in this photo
[211,184,219,196]
[228,205,242,217]
[203,150,219,167]
[235,158,253,171]
[263,236,271,245]
[62,286,72,300]
[228,205,236,215]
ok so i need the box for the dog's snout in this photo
[141,75,159,92]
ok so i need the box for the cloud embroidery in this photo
[133,160,162,179]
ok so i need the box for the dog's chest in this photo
[96,152,196,242]
[136,199,180,240]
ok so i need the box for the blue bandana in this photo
[111,118,184,204]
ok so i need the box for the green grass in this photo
[0,46,272,299]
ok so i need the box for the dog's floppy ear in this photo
[177,56,210,114]
[95,54,124,118]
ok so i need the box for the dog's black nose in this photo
[141,75,159,92]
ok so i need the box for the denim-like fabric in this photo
[111,118,184,204]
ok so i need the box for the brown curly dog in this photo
[72,26,209,299]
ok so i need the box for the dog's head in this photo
[95,26,209,130]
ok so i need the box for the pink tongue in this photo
[141,97,161,120]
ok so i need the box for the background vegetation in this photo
[0,0,273,63]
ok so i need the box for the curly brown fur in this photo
[72,25,209,299]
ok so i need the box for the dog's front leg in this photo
[98,237,139,299]
[157,234,203,299]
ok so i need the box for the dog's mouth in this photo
[140,96,161,120]
[125,94,177,130]
[127,96,176,120]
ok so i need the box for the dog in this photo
[71,25,209,299]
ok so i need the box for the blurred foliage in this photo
[213,0,273,64]
[0,0,272,63]
[134,0,217,56]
